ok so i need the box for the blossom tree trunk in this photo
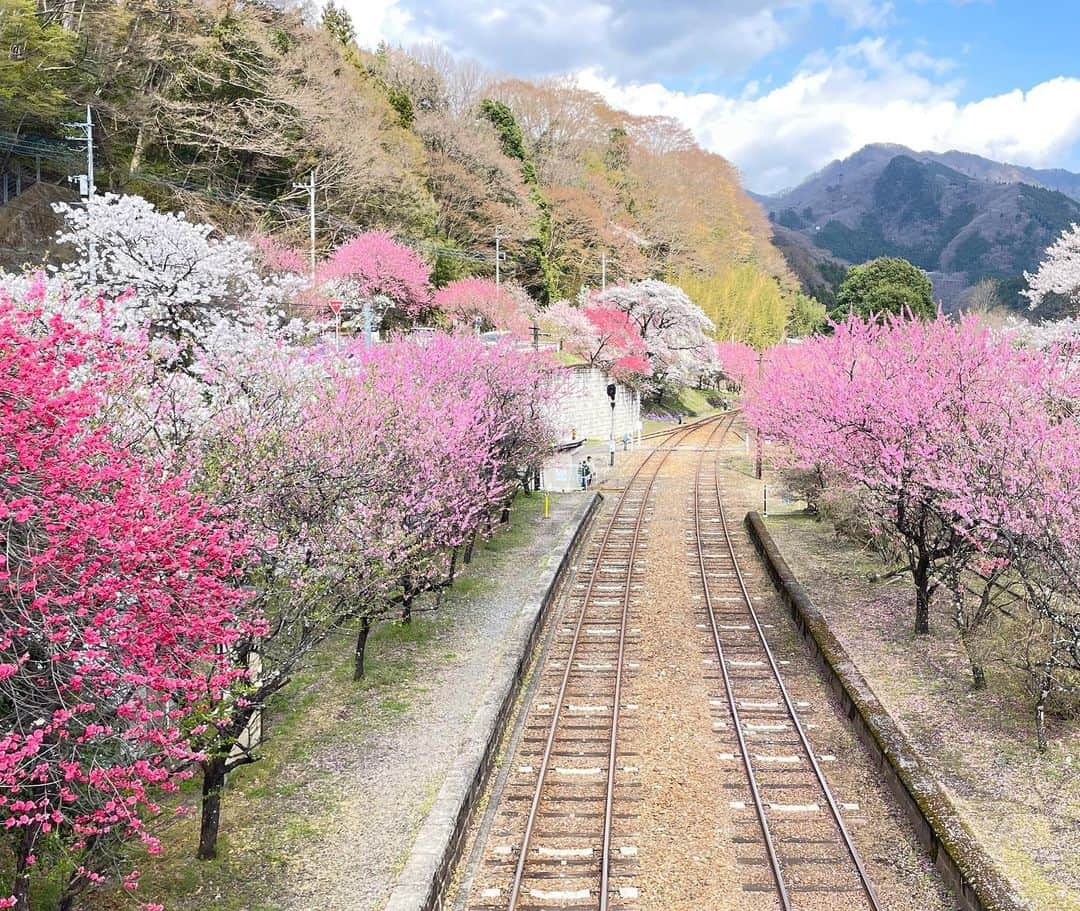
[198,755,229,860]
[354,616,373,680]
[911,551,933,635]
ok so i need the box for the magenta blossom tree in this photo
[744,317,1080,747]
[0,292,254,911]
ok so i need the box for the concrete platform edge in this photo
[383,493,603,911]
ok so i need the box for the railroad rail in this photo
[639,411,720,440]
[469,416,723,911]
[692,422,884,909]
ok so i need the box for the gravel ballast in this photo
[457,423,954,911]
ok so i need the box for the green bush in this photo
[833,256,935,320]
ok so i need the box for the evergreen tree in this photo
[834,257,935,320]
[322,1,356,47]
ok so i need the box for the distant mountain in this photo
[928,150,1080,203]
[758,144,1080,310]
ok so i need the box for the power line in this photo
[128,169,496,265]
[0,133,82,165]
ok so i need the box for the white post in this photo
[307,170,316,278]
[84,105,97,285]
[633,389,640,448]
[609,400,616,468]
[64,107,98,282]
[85,104,94,195]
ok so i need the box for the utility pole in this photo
[607,383,617,468]
[65,105,96,284]
[294,169,317,278]
[601,251,607,291]
[494,225,505,291]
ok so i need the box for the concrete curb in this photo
[384,493,603,911]
[744,511,1027,911]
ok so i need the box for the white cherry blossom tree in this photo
[53,193,301,357]
[592,279,717,387]
[1024,222,1080,312]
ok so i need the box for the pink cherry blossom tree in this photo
[170,329,557,857]
[714,340,759,388]
[541,299,650,382]
[317,231,431,328]
[581,305,651,380]
[744,315,1080,747]
[744,315,1077,641]
[5,218,562,860]
[433,277,537,336]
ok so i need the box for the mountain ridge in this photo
[758,144,1080,311]
[756,143,1080,204]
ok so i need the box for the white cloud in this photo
[348,0,415,49]
[825,0,893,29]
[575,40,1080,192]
[338,4,1080,194]
[338,0,892,80]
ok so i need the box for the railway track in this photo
[466,417,722,911]
[692,424,884,910]
[464,415,890,911]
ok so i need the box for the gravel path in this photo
[633,443,749,910]
[275,495,591,911]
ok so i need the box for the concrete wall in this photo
[549,365,640,444]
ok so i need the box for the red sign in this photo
[328,299,343,316]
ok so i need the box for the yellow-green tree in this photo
[677,264,788,347]
[0,1,78,136]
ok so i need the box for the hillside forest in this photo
[0,0,815,346]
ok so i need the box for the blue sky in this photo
[348,0,1080,192]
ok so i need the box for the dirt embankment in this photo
[0,182,77,272]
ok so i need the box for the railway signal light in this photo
[607,384,617,467]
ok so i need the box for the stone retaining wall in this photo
[744,511,1028,911]
[384,493,603,911]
